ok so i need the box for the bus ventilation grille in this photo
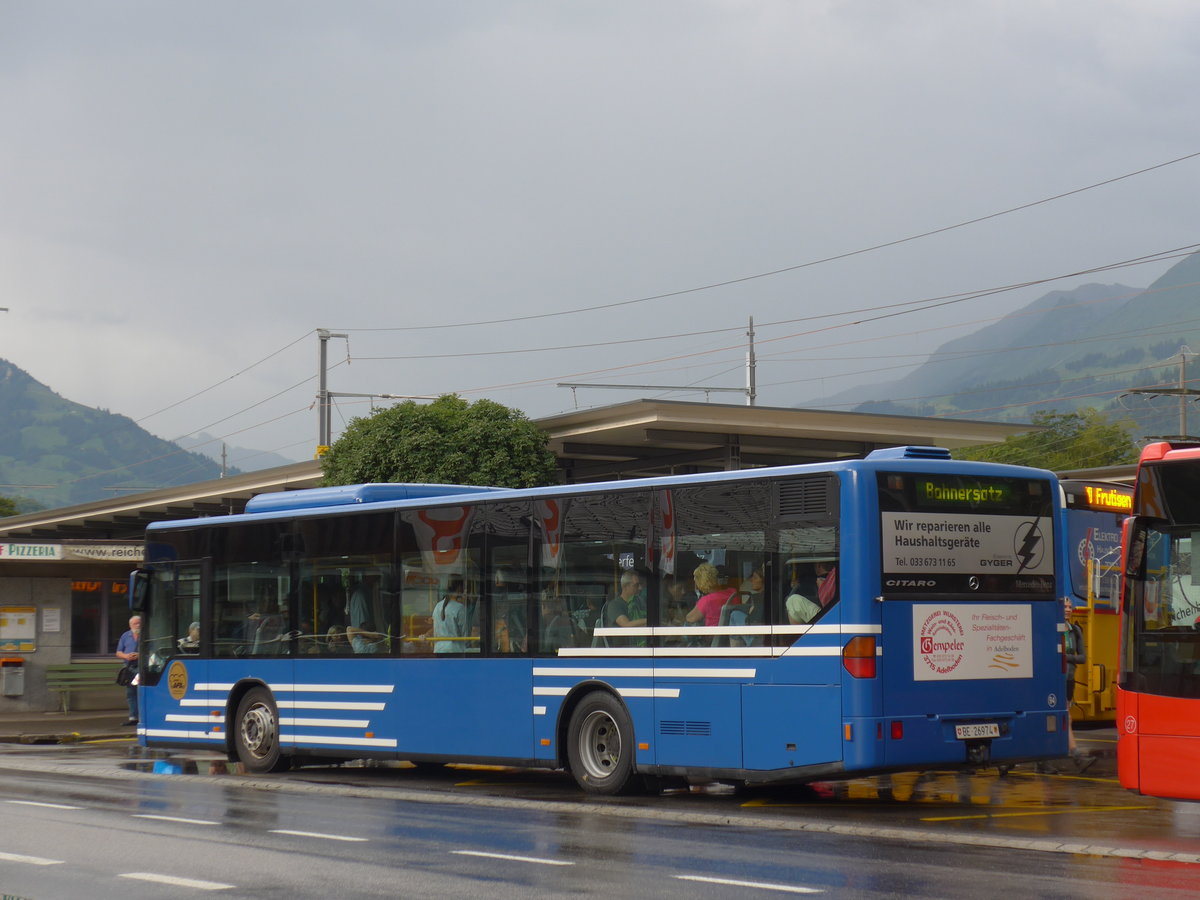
[777,477,831,518]
[660,721,712,737]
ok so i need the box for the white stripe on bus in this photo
[278,717,371,728]
[593,623,881,637]
[532,667,757,678]
[282,734,398,748]
[194,683,393,694]
[532,686,680,699]
[142,728,225,741]
[557,647,784,658]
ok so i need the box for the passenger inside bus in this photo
[539,591,574,653]
[596,571,647,646]
[325,626,349,654]
[785,558,836,624]
[347,620,386,654]
[433,576,477,653]
[249,597,286,654]
[686,563,737,627]
[177,621,200,653]
[663,575,698,626]
[492,568,528,653]
[729,566,765,645]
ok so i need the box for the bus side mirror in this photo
[1123,517,1146,579]
[129,568,150,612]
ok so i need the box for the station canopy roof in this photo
[0,399,1036,542]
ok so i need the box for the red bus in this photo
[1117,441,1200,799]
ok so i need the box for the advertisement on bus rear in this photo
[877,472,1056,598]
[880,511,1055,596]
[911,603,1033,680]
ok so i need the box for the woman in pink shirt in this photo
[685,562,737,627]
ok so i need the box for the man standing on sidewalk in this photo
[115,615,140,726]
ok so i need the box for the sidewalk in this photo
[0,708,134,744]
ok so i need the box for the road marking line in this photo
[0,851,64,866]
[452,849,573,867]
[5,799,83,810]
[120,872,233,890]
[922,804,1156,823]
[133,814,220,826]
[270,829,368,842]
[676,874,821,893]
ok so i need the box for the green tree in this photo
[956,409,1139,471]
[0,496,19,518]
[320,394,559,488]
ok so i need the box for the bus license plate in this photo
[954,723,1000,740]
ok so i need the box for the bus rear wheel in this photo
[566,692,637,795]
[234,687,288,773]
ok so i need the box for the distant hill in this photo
[175,432,301,473]
[0,361,230,510]
[808,251,1200,440]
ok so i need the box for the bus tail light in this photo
[890,720,904,740]
[842,636,877,678]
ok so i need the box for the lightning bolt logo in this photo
[1014,521,1043,573]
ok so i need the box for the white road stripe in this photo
[452,849,573,867]
[270,829,368,842]
[121,872,233,890]
[676,874,821,893]
[133,814,219,826]
[0,850,63,865]
[5,799,82,810]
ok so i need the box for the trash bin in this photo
[1,658,24,696]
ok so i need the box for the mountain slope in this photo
[0,361,228,509]
[812,250,1200,438]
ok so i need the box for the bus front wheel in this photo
[566,692,637,795]
[234,687,288,773]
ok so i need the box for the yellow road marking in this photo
[922,804,1154,822]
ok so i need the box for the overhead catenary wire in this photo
[329,150,1200,333]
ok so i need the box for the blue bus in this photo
[130,446,1068,794]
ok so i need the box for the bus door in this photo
[876,469,1065,768]
[139,560,210,742]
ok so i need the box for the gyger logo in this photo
[917,609,966,675]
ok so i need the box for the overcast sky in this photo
[3,1,1198,466]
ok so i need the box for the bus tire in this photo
[234,686,288,773]
[566,692,637,795]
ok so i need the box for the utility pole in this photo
[559,314,760,407]
[746,316,757,407]
[314,329,436,456]
[1126,347,1200,440]
[316,328,349,455]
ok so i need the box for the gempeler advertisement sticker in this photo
[880,512,1055,595]
[913,603,1033,681]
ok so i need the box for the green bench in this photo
[45,663,125,712]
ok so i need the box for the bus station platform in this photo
[0,708,133,744]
